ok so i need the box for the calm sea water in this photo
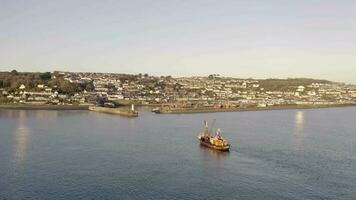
[0,107,355,200]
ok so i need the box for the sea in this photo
[0,107,355,200]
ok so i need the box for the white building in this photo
[19,84,26,90]
[296,86,305,92]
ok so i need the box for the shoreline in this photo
[153,104,356,114]
[0,104,89,110]
[1,103,356,113]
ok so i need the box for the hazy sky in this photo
[0,0,355,83]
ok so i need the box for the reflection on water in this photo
[295,111,304,133]
[291,111,305,151]
[0,109,60,119]
[199,145,229,175]
[14,111,31,163]
[35,110,59,119]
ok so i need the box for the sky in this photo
[0,0,355,83]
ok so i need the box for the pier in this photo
[89,105,138,117]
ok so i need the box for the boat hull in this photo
[199,140,230,151]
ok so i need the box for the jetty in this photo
[89,104,138,117]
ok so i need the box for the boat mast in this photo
[209,119,216,135]
[204,120,209,136]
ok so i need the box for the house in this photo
[58,94,68,99]
[297,86,305,92]
[108,94,124,100]
[307,90,316,96]
[19,84,26,90]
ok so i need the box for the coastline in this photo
[153,104,356,114]
[0,104,89,110]
[1,103,356,113]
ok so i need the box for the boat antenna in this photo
[204,120,209,136]
[216,128,221,137]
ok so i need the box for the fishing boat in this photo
[198,120,230,151]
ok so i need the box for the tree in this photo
[85,82,95,91]
[11,70,18,75]
[59,81,76,95]
[40,72,51,80]
[107,83,116,91]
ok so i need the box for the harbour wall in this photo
[88,106,138,117]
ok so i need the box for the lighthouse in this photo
[131,104,135,112]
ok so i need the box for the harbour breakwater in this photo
[88,106,138,117]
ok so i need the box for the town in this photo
[1,71,356,111]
